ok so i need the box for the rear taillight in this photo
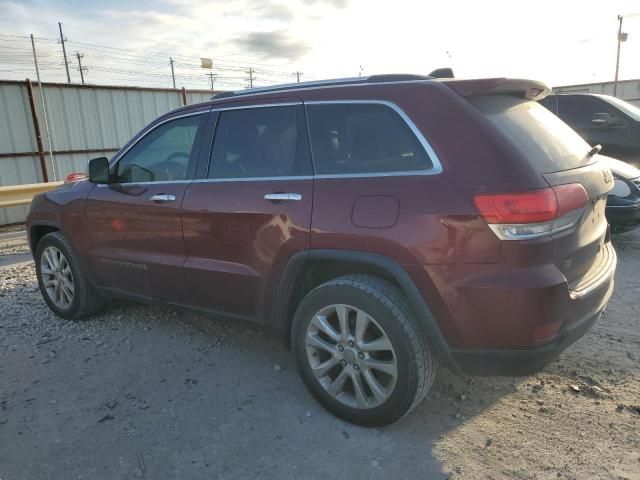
[474,183,589,240]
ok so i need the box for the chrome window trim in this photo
[103,97,444,186]
[313,170,439,180]
[192,175,314,184]
[108,110,208,170]
[96,180,193,188]
[304,99,443,177]
[211,101,302,112]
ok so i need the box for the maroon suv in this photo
[27,74,616,426]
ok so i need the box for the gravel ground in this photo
[0,230,639,479]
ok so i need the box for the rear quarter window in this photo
[473,95,592,174]
[306,103,433,175]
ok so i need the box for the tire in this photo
[292,274,436,427]
[35,231,104,320]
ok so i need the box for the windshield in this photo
[599,95,640,121]
[472,95,592,173]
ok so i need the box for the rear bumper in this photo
[408,242,617,376]
[448,244,615,376]
[450,301,606,376]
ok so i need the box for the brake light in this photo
[65,172,87,183]
[474,183,588,240]
[554,183,590,217]
[473,189,557,224]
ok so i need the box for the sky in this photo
[0,0,639,90]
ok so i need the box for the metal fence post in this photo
[25,79,49,183]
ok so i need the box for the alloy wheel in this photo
[305,304,398,409]
[40,246,75,309]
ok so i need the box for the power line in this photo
[0,28,312,90]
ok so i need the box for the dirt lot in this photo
[0,229,639,480]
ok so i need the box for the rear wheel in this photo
[292,274,436,426]
[35,232,104,320]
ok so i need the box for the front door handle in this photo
[264,193,302,202]
[150,194,176,202]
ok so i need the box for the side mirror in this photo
[88,157,110,184]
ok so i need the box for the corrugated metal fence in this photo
[0,80,215,225]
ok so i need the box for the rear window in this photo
[306,103,433,175]
[472,95,592,174]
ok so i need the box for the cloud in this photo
[234,30,310,60]
[256,2,295,22]
[300,0,348,8]
[161,0,295,22]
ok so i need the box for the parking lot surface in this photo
[0,230,639,479]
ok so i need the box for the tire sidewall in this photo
[292,281,420,426]
[35,233,82,319]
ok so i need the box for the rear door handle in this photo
[264,193,302,202]
[150,194,176,202]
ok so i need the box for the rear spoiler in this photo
[441,78,551,101]
[428,68,454,79]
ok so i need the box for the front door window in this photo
[115,114,205,183]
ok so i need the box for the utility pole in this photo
[76,52,86,85]
[613,15,628,97]
[247,67,255,88]
[31,34,56,181]
[169,57,176,89]
[296,71,302,83]
[58,22,71,83]
[206,72,217,90]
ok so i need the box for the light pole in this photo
[613,15,628,97]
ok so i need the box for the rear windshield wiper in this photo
[586,144,602,159]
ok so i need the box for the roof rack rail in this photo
[211,74,432,100]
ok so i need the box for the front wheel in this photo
[292,274,436,427]
[35,231,104,320]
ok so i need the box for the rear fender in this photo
[272,249,457,370]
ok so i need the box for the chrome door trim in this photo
[264,193,302,202]
[149,194,177,202]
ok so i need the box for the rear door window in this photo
[208,105,312,179]
[473,95,592,174]
[305,103,433,175]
